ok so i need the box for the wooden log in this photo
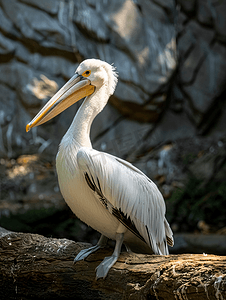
[0,228,225,300]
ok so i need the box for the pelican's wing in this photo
[77,147,173,255]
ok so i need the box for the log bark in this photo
[0,228,225,300]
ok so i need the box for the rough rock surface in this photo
[0,0,175,160]
[0,0,225,171]
[0,1,226,238]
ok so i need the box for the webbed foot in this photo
[74,235,108,263]
[96,255,118,279]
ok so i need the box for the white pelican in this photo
[26,59,173,279]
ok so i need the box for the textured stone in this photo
[170,84,184,112]
[0,0,178,161]
[142,110,196,149]
[0,85,16,127]
[152,0,175,11]
[0,32,15,56]
[114,81,149,105]
[1,0,70,45]
[177,12,187,35]
[19,0,59,14]
[94,118,152,159]
[179,23,214,84]
[14,42,76,79]
[0,84,31,158]
[0,0,225,190]
[197,0,214,26]
[188,146,226,183]
[178,21,214,63]
[91,104,122,144]
[184,42,226,115]
[177,0,196,13]
[0,62,59,108]
[209,104,226,139]
[0,7,21,37]
[73,1,111,42]
[214,0,226,41]
[177,24,194,58]
[98,0,177,93]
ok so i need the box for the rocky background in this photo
[0,0,226,251]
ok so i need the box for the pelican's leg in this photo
[74,234,108,262]
[96,233,124,280]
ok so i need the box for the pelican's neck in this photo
[63,85,109,148]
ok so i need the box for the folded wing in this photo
[77,147,173,255]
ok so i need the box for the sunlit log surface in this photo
[0,228,225,300]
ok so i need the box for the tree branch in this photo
[0,228,225,300]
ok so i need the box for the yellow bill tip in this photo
[26,123,31,132]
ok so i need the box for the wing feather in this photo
[77,147,173,254]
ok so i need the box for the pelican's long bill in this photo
[26,73,95,132]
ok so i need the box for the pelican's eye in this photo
[82,70,91,77]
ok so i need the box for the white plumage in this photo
[26,59,173,279]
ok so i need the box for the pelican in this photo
[26,59,173,279]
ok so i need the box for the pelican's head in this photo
[77,59,117,95]
[26,59,118,132]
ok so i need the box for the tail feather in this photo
[164,218,174,247]
[158,239,169,255]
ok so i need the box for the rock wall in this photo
[0,0,175,157]
[0,0,226,191]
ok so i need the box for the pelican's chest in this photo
[55,140,100,223]
[55,140,120,238]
